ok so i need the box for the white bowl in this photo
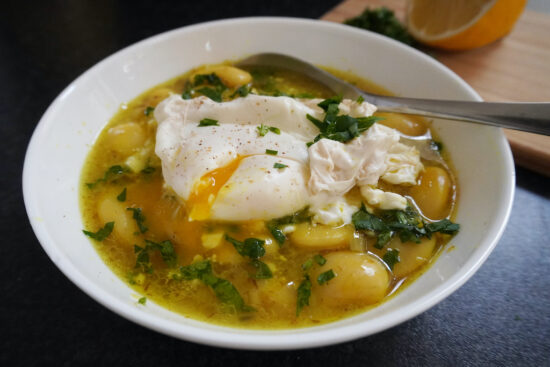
[23,17,514,350]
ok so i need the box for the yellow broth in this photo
[80,63,458,329]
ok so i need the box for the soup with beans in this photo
[80,61,459,328]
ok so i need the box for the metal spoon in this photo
[237,53,550,136]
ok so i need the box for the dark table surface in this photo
[2,1,549,365]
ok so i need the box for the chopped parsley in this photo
[193,73,227,102]
[174,260,254,312]
[144,106,155,116]
[296,276,312,316]
[302,258,314,271]
[306,96,384,145]
[198,118,219,127]
[232,85,250,97]
[251,259,273,279]
[138,297,147,305]
[273,163,287,169]
[297,253,330,316]
[134,244,152,273]
[257,124,269,136]
[266,207,311,245]
[134,239,177,273]
[302,254,327,272]
[117,187,127,202]
[313,254,326,266]
[265,149,278,155]
[425,219,460,235]
[86,165,128,189]
[351,204,460,249]
[356,95,365,103]
[145,240,177,267]
[181,90,192,100]
[257,124,281,137]
[225,235,266,259]
[344,7,416,47]
[225,235,272,279]
[317,269,335,285]
[269,227,286,245]
[382,248,400,270]
[82,222,114,241]
[194,73,224,86]
[126,207,148,234]
[376,230,392,250]
[196,86,222,102]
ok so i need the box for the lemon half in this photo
[407,0,526,50]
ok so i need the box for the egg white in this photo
[210,155,309,221]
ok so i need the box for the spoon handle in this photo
[366,95,550,136]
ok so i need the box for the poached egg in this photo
[154,94,423,224]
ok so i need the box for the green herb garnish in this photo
[198,118,219,127]
[134,240,177,273]
[313,254,326,266]
[144,106,155,116]
[225,235,266,259]
[356,95,365,103]
[134,244,153,274]
[268,226,286,245]
[317,269,335,285]
[145,240,177,267]
[302,258,313,271]
[383,248,400,270]
[269,126,280,134]
[138,297,147,305]
[117,188,127,202]
[265,149,278,155]
[194,73,224,87]
[297,253,328,315]
[196,86,223,102]
[306,96,384,145]
[266,207,310,245]
[251,259,273,279]
[174,260,254,312]
[425,219,460,235]
[193,73,227,102]
[273,163,288,169]
[352,204,460,249]
[225,235,272,279]
[257,124,281,137]
[352,204,389,232]
[82,222,114,241]
[344,7,416,47]
[257,124,269,136]
[232,85,250,97]
[86,165,128,189]
[126,207,148,234]
[296,276,312,316]
[301,254,326,272]
[181,90,192,100]
[375,230,392,250]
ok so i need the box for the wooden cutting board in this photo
[322,0,550,176]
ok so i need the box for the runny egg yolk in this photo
[186,156,245,220]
